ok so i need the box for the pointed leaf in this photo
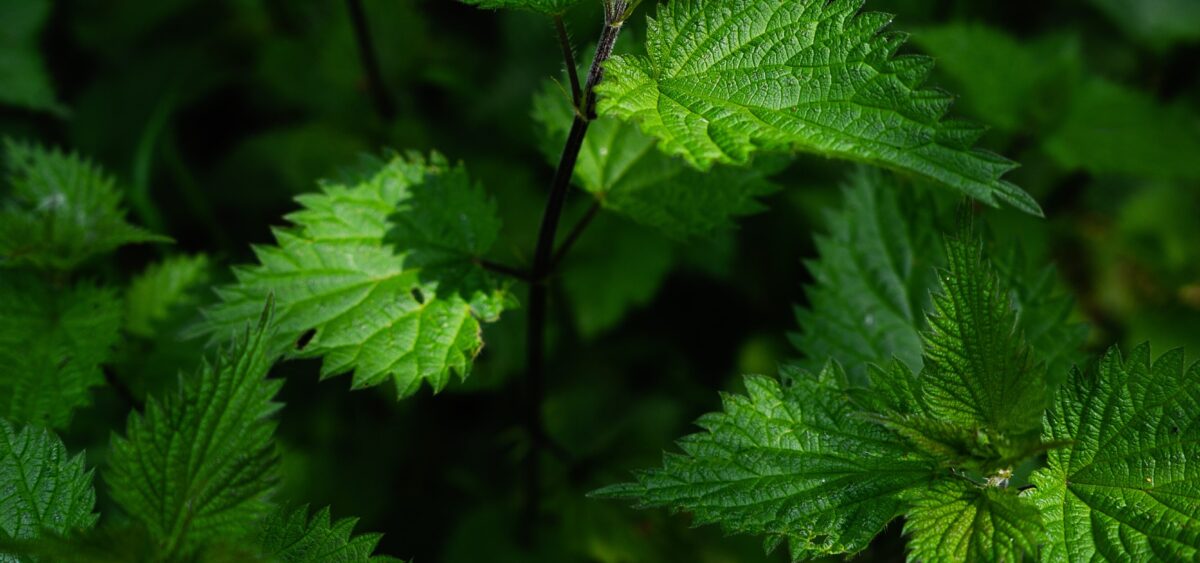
[793,171,1085,387]
[0,139,167,270]
[791,168,942,382]
[255,505,399,562]
[107,307,282,558]
[0,420,98,552]
[595,364,935,560]
[921,236,1046,434]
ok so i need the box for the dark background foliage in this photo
[2,0,1198,560]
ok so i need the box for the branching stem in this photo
[551,200,601,269]
[554,16,583,107]
[522,7,627,542]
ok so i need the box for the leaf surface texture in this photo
[198,153,514,398]
[599,0,1040,214]
[107,309,282,558]
[902,479,1040,562]
[1030,345,1200,562]
[0,420,97,558]
[594,364,934,559]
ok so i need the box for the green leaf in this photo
[912,23,1200,180]
[0,139,167,271]
[793,170,1085,387]
[532,82,781,239]
[912,24,1080,132]
[599,0,1041,215]
[0,0,63,114]
[791,168,943,383]
[458,0,578,14]
[920,235,1047,434]
[561,215,674,338]
[124,254,211,338]
[254,505,400,562]
[196,152,514,398]
[0,273,121,428]
[107,306,283,559]
[594,364,935,560]
[992,244,1088,386]
[1030,344,1200,562]
[0,420,98,556]
[902,479,1041,563]
[1043,79,1200,180]
[1087,0,1200,50]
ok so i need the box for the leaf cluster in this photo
[602,180,1199,561]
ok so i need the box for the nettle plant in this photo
[1,0,1197,561]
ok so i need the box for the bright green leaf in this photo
[107,306,282,559]
[0,139,167,271]
[1030,344,1200,562]
[594,364,935,560]
[124,254,211,338]
[532,81,781,239]
[902,479,1041,562]
[0,273,121,428]
[196,152,515,399]
[599,0,1041,214]
[0,420,98,559]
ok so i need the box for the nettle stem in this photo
[522,6,627,542]
[346,0,395,120]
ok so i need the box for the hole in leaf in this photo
[296,329,316,351]
[411,287,426,304]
